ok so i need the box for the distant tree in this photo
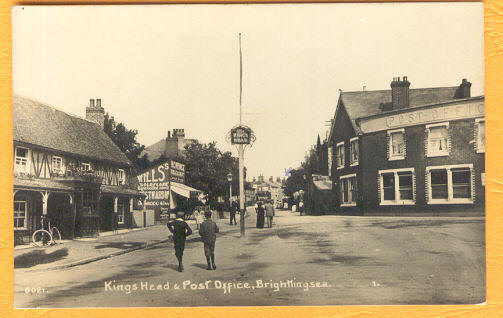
[183,141,242,207]
[283,168,306,199]
[103,113,145,171]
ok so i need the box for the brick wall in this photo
[360,118,485,214]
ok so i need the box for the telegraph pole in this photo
[238,33,246,237]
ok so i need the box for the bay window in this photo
[427,164,473,204]
[378,168,415,205]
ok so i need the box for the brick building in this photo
[327,77,484,215]
[141,129,197,162]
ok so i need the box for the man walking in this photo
[229,200,238,225]
[199,211,219,270]
[265,200,275,228]
[167,211,192,272]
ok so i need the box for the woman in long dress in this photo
[256,202,265,228]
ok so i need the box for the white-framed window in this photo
[426,164,473,204]
[476,118,485,153]
[336,141,345,169]
[52,155,62,172]
[349,137,359,166]
[387,129,405,160]
[14,147,29,174]
[14,195,27,229]
[118,169,125,185]
[81,162,92,171]
[426,122,450,157]
[117,198,125,224]
[378,168,415,205]
[340,173,357,206]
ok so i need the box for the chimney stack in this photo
[86,98,105,128]
[455,78,472,99]
[390,76,410,109]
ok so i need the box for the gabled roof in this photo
[330,86,459,136]
[13,95,131,167]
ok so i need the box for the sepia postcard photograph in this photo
[12,3,485,308]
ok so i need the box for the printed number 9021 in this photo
[24,287,47,294]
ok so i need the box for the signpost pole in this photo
[238,144,245,236]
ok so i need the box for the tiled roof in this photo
[13,95,131,166]
[340,86,459,132]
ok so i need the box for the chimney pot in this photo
[90,99,95,108]
[96,99,101,108]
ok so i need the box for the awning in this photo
[14,177,75,192]
[313,179,332,191]
[100,184,146,197]
[170,182,202,199]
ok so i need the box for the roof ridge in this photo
[341,86,458,94]
[13,94,100,127]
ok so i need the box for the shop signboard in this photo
[231,126,251,144]
[135,160,185,209]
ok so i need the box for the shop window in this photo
[118,169,125,185]
[387,129,405,160]
[426,123,450,157]
[82,189,97,214]
[378,168,415,205]
[336,142,345,169]
[427,165,473,204]
[52,156,62,172]
[14,195,27,229]
[14,147,29,174]
[476,119,485,153]
[350,137,359,166]
[340,174,357,206]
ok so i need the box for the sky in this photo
[12,3,484,180]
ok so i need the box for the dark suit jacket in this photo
[167,218,192,242]
[199,219,219,244]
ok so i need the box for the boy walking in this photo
[167,212,192,272]
[199,211,219,270]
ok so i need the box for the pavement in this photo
[14,208,486,307]
[14,213,243,272]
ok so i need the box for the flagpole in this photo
[238,33,245,237]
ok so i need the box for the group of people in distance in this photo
[255,200,275,228]
[167,210,219,272]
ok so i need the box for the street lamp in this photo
[227,173,233,208]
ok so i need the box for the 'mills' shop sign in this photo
[135,160,185,207]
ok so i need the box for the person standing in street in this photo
[199,211,219,270]
[299,200,304,216]
[167,211,192,272]
[229,200,238,225]
[265,200,275,228]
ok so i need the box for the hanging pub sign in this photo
[231,126,251,144]
[135,160,185,208]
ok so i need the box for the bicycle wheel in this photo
[50,227,62,244]
[32,229,53,247]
